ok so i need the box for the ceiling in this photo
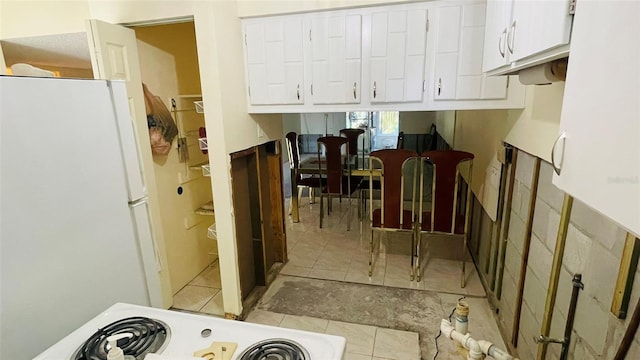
[2,32,92,69]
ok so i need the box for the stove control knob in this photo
[107,333,133,360]
[201,328,212,338]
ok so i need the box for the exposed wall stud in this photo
[512,157,541,347]
[496,148,518,300]
[611,233,640,319]
[537,194,574,359]
[490,151,511,291]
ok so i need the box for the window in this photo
[345,111,399,152]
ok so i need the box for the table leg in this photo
[291,169,300,222]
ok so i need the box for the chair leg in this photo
[410,229,415,281]
[415,229,422,282]
[346,194,352,231]
[309,187,315,204]
[461,233,468,288]
[319,194,324,228]
[369,229,374,276]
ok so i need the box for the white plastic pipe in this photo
[440,320,516,360]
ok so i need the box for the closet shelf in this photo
[195,201,214,216]
[208,223,217,240]
[198,137,208,151]
[194,101,204,114]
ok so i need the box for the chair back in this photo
[339,128,365,156]
[285,131,301,169]
[421,150,474,233]
[369,149,419,229]
[318,136,350,195]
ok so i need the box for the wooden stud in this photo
[537,194,574,360]
[512,158,541,347]
[496,148,518,300]
[490,159,510,291]
[611,233,640,319]
[484,221,494,274]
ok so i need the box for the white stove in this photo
[34,303,346,360]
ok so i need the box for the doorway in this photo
[1,21,222,315]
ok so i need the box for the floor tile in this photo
[373,328,420,360]
[280,314,329,333]
[244,310,284,326]
[344,353,372,360]
[172,285,216,312]
[199,289,224,316]
[309,268,347,281]
[326,321,376,356]
[190,263,222,288]
[280,263,312,277]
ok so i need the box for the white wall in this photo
[399,111,436,133]
[300,112,346,135]
[0,1,90,38]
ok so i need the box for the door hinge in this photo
[506,76,510,89]
[426,18,430,32]
[311,84,314,96]
[309,29,312,42]
[248,86,251,97]
[244,33,247,46]
[568,0,576,15]
[422,80,426,92]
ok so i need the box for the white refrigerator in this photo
[0,76,163,359]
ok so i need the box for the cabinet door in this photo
[244,17,304,105]
[435,3,508,101]
[311,13,362,104]
[553,1,640,235]
[482,0,513,72]
[509,0,573,62]
[370,8,428,103]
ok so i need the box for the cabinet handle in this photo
[437,78,442,96]
[297,84,300,100]
[551,131,566,175]
[499,28,507,58]
[353,82,357,99]
[507,21,516,54]
[373,81,377,98]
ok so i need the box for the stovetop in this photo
[34,303,346,360]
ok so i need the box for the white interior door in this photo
[86,19,171,308]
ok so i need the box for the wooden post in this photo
[490,159,510,291]
[496,148,518,300]
[512,158,541,347]
[611,233,640,318]
[537,194,574,359]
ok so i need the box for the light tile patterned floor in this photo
[245,310,421,360]
[172,259,224,316]
[284,197,486,296]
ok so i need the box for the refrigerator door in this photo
[130,199,164,307]
[108,80,147,201]
[0,76,152,360]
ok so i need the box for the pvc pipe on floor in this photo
[440,320,517,360]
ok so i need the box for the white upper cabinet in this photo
[434,2,508,101]
[552,1,640,236]
[310,12,362,104]
[483,0,573,73]
[243,16,305,105]
[369,7,428,103]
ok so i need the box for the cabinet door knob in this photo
[507,21,516,54]
[437,78,442,96]
[353,82,357,100]
[499,28,507,58]
[551,131,566,175]
[297,84,300,100]
[373,81,377,99]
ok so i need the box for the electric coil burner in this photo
[237,339,310,360]
[72,317,170,360]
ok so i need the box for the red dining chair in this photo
[416,150,474,286]
[317,136,361,230]
[339,128,365,168]
[285,132,323,214]
[368,149,420,279]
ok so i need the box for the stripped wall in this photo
[473,151,640,359]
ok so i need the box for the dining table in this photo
[290,154,381,222]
